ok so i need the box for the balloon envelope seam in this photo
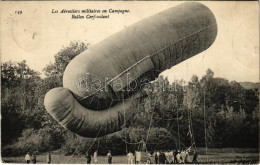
[79,23,217,101]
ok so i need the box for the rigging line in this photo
[116,117,151,145]
[188,108,194,147]
[152,130,181,150]
[123,98,128,154]
[85,121,104,154]
[85,101,114,155]
[107,98,143,145]
[151,121,177,151]
[117,133,143,144]
[144,98,156,148]
[153,109,184,124]
[79,23,217,101]
[115,110,147,145]
[177,107,180,149]
[96,137,100,151]
[190,108,196,149]
[203,90,208,163]
[118,102,144,129]
[159,134,179,149]
[158,116,183,121]
[188,109,192,144]
[117,100,152,147]
[71,136,83,157]
[117,112,178,148]
[145,113,153,152]
[187,108,191,143]
[85,119,107,154]
[153,116,186,125]
[64,135,84,161]
[147,136,184,146]
[146,130,180,145]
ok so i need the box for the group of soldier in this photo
[85,150,112,164]
[24,152,51,164]
[84,147,198,164]
[24,147,197,164]
[148,148,198,164]
[126,147,198,164]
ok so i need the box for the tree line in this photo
[1,41,259,156]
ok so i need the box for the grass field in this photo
[2,148,259,164]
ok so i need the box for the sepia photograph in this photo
[0,1,259,164]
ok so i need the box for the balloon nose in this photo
[44,87,71,118]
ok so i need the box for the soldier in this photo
[31,153,37,164]
[93,151,98,164]
[107,150,112,164]
[46,152,51,164]
[25,152,31,164]
[86,152,91,164]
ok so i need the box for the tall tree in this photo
[1,61,41,145]
[43,41,89,84]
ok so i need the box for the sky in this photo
[1,1,259,83]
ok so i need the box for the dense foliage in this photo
[1,41,259,156]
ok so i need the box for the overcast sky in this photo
[1,1,259,83]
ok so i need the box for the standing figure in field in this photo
[155,150,160,164]
[107,150,112,164]
[93,151,98,164]
[180,149,187,164]
[165,150,172,163]
[192,149,199,163]
[168,150,174,164]
[173,150,178,164]
[31,153,36,164]
[164,150,168,163]
[159,150,166,164]
[46,152,51,164]
[25,152,31,164]
[147,152,153,164]
[86,152,91,164]
[127,151,134,164]
[134,150,136,164]
[135,150,142,164]
[176,150,181,164]
[154,150,158,164]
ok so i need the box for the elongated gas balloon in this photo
[44,2,217,137]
